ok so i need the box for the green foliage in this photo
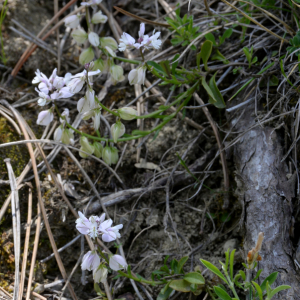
[0,0,8,64]
[243,46,258,68]
[166,7,201,50]
[287,30,300,55]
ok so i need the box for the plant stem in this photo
[115,56,141,64]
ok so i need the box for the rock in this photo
[223,239,238,253]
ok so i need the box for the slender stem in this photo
[95,98,119,116]
[115,56,141,64]
[117,270,164,285]
[85,7,90,30]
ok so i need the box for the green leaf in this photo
[171,54,180,74]
[205,33,217,45]
[253,269,262,280]
[260,272,278,292]
[178,256,189,273]
[252,281,263,300]
[269,285,291,299]
[219,28,233,45]
[200,259,228,284]
[157,287,173,300]
[208,72,226,108]
[202,76,216,102]
[229,249,236,280]
[147,61,167,75]
[169,279,191,292]
[127,265,132,277]
[131,130,149,136]
[239,270,246,281]
[213,286,233,300]
[211,49,229,64]
[269,75,279,86]
[198,40,213,70]
[183,272,205,285]
[280,59,294,87]
[225,249,230,272]
[243,47,252,64]
[252,56,258,64]
[94,283,102,294]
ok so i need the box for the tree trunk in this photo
[229,103,300,299]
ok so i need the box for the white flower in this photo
[111,121,125,143]
[98,219,123,242]
[88,32,100,47]
[81,251,100,271]
[67,69,100,94]
[64,15,80,28]
[118,107,137,120]
[105,46,116,57]
[93,265,108,283]
[37,110,54,126]
[92,11,107,24]
[54,125,63,142]
[128,65,147,85]
[81,0,102,6]
[109,255,127,271]
[118,32,136,51]
[118,23,162,52]
[77,89,95,113]
[36,88,51,106]
[93,110,101,130]
[72,29,88,44]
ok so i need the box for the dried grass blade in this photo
[4,159,21,300]
[113,6,170,28]
[221,0,289,42]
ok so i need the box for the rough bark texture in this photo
[230,104,300,299]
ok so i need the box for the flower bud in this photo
[110,65,124,84]
[92,58,107,72]
[37,109,54,126]
[128,65,147,85]
[81,251,100,271]
[93,265,108,283]
[105,46,116,57]
[109,254,127,271]
[71,29,88,44]
[91,11,108,24]
[110,146,119,164]
[79,136,95,158]
[61,128,74,145]
[93,110,101,130]
[111,121,125,143]
[88,32,100,47]
[64,15,80,28]
[79,47,94,65]
[54,125,63,142]
[100,37,118,51]
[118,107,137,120]
[102,146,112,165]
[93,142,103,158]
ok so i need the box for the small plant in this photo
[165,7,201,50]
[0,0,8,64]
[243,46,258,68]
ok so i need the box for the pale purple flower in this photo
[37,110,54,126]
[98,219,123,242]
[81,251,100,271]
[32,69,49,85]
[118,33,136,51]
[65,15,80,28]
[76,211,92,235]
[128,65,147,85]
[109,255,127,271]
[60,108,70,123]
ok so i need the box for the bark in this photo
[230,104,300,299]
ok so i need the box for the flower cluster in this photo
[76,211,127,283]
[118,23,162,52]
[118,23,162,85]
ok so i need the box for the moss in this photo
[0,117,30,205]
